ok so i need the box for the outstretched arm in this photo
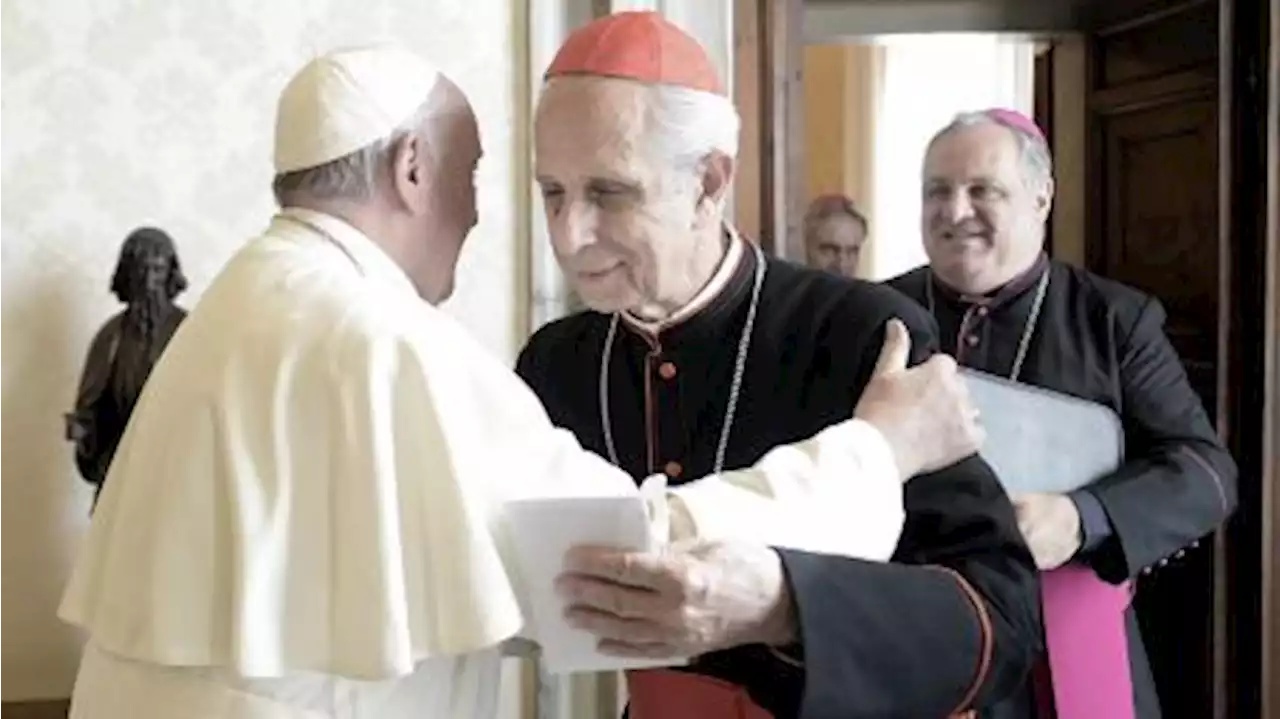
[515,318,981,562]
[769,310,1038,718]
[668,317,983,560]
[551,306,1037,717]
[778,456,1041,717]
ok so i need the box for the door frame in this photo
[733,0,806,260]
[1261,0,1279,714]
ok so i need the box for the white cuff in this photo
[638,473,673,546]
[843,418,900,483]
[666,418,905,560]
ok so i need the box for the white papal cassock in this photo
[59,208,905,718]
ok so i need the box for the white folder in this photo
[961,368,1125,495]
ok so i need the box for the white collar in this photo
[276,206,420,299]
[622,226,746,336]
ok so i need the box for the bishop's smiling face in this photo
[921,122,1052,295]
[533,76,705,316]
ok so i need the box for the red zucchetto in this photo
[544,11,724,96]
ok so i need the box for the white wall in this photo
[866,33,1036,280]
[1,0,526,710]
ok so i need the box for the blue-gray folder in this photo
[961,368,1125,494]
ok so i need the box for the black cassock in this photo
[517,243,1041,718]
[888,255,1239,719]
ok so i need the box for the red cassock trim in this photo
[929,566,995,717]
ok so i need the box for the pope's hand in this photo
[854,318,985,479]
[1012,492,1083,570]
[556,539,794,659]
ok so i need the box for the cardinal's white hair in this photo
[644,84,740,166]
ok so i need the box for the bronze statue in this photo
[66,227,189,511]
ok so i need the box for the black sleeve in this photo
[514,344,536,382]
[1079,297,1238,582]
[515,329,557,402]
[776,298,1041,718]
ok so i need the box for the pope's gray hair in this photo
[271,99,438,207]
[927,110,1054,188]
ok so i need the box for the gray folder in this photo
[961,368,1125,495]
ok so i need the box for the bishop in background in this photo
[888,108,1238,718]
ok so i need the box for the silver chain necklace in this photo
[925,267,1050,382]
[599,241,767,476]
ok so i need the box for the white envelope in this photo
[504,493,690,674]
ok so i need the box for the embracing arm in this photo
[776,456,1041,718]
[669,315,979,561]
[766,298,1039,718]
[665,417,903,559]
[515,330,907,561]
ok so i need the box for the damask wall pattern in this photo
[1,0,524,701]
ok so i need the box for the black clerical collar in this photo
[619,229,760,347]
[932,253,1050,311]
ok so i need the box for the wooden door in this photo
[1077,0,1277,716]
[1081,1,1222,716]
[733,0,805,260]
[1264,1,1280,713]
[1217,0,1276,715]
[1034,45,1056,257]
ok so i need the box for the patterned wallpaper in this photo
[1,0,524,701]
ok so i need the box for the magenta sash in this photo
[1041,565,1136,718]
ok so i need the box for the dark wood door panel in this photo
[1083,3,1225,715]
[1100,98,1218,313]
[1093,0,1217,88]
[1133,546,1218,719]
[1079,0,1272,716]
[1099,97,1219,402]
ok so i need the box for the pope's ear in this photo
[390,132,430,213]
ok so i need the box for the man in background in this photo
[803,193,868,279]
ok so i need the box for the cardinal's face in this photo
[534,76,704,315]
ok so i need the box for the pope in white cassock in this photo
[58,44,982,719]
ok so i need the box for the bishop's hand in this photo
[556,539,795,659]
[1012,492,1083,570]
[854,318,985,479]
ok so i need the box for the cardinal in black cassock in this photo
[517,12,1042,718]
[886,108,1237,718]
